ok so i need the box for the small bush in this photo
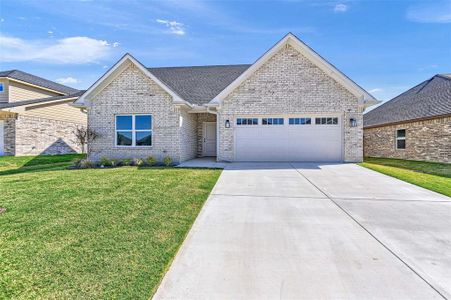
[111,159,123,167]
[79,159,94,169]
[146,156,156,166]
[135,158,145,167]
[123,158,133,166]
[72,157,83,168]
[163,156,173,167]
[99,156,112,167]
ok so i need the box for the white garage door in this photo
[234,116,342,162]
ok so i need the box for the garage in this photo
[234,116,342,162]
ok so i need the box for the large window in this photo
[116,115,152,147]
[262,118,284,125]
[396,129,406,150]
[237,118,258,125]
[0,83,4,92]
[289,117,311,125]
[315,117,338,125]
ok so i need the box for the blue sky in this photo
[1,0,450,104]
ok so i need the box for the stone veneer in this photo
[364,116,451,163]
[1,114,83,156]
[217,45,362,162]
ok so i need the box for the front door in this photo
[0,120,4,156]
[203,122,217,156]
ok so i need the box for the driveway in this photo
[153,163,451,300]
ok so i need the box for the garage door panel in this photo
[235,120,342,162]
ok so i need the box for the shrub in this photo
[72,157,83,168]
[146,156,156,166]
[99,156,112,167]
[111,159,123,167]
[79,159,94,169]
[123,158,133,166]
[135,158,145,167]
[163,156,173,167]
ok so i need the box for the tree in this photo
[73,127,98,154]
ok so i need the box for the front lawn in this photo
[0,155,221,299]
[361,157,451,197]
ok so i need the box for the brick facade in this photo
[364,116,451,163]
[217,45,362,162]
[1,115,83,156]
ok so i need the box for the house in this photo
[74,33,377,163]
[0,70,87,156]
[364,74,451,163]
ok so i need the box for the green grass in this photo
[0,154,85,176]
[0,155,221,299]
[361,157,451,197]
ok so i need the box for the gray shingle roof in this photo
[0,91,85,109]
[0,70,79,95]
[364,74,451,128]
[148,64,251,105]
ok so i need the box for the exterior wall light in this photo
[225,119,231,128]
[350,118,357,127]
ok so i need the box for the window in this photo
[396,129,406,150]
[237,118,258,125]
[0,83,4,92]
[116,114,152,147]
[262,118,284,125]
[289,117,311,125]
[315,117,338,125]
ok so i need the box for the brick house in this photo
[364,74,451,163]
[74,33,377,163]
[0,70,86,156]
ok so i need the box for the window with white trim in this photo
[237,118,258,125]
[116,115,152,147]
[396,129,406,150]
[289,117,311,125]
[315,117,338,125]
[262,118,284,125]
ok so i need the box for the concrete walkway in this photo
[153,163,451,300]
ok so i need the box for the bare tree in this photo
[73,127,98,154]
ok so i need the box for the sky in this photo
[0,0,450,106]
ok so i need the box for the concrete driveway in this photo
[154,163,451,300]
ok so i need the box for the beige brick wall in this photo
[364,116,451,163]
[180,109,197,162]
[88,63,188,163]
[217,45,362,162]
[2,115,83,156]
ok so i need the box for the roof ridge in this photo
[436,74,451,81]
[148,64,252,69]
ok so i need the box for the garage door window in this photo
[262,118,284,125]
[289,118,311,125]
[315,117,338,125]
[396,129,406,150]
[237,118,258,125]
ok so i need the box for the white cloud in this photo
[369,88,383,93]
[112,42,120,48]
[55,77,78,84]
[156,19,186,35]
[0,35,114,64]
[407,1,451,23]
[334,3,348,13]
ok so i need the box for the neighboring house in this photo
[74,33,377,163]
[364,74,451,163]
[0,70,87,156]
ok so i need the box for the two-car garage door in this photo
[234,116,342,162]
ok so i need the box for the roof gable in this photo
[209,33,377,108]
[74,54,187,107]
[364,75,451,128]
